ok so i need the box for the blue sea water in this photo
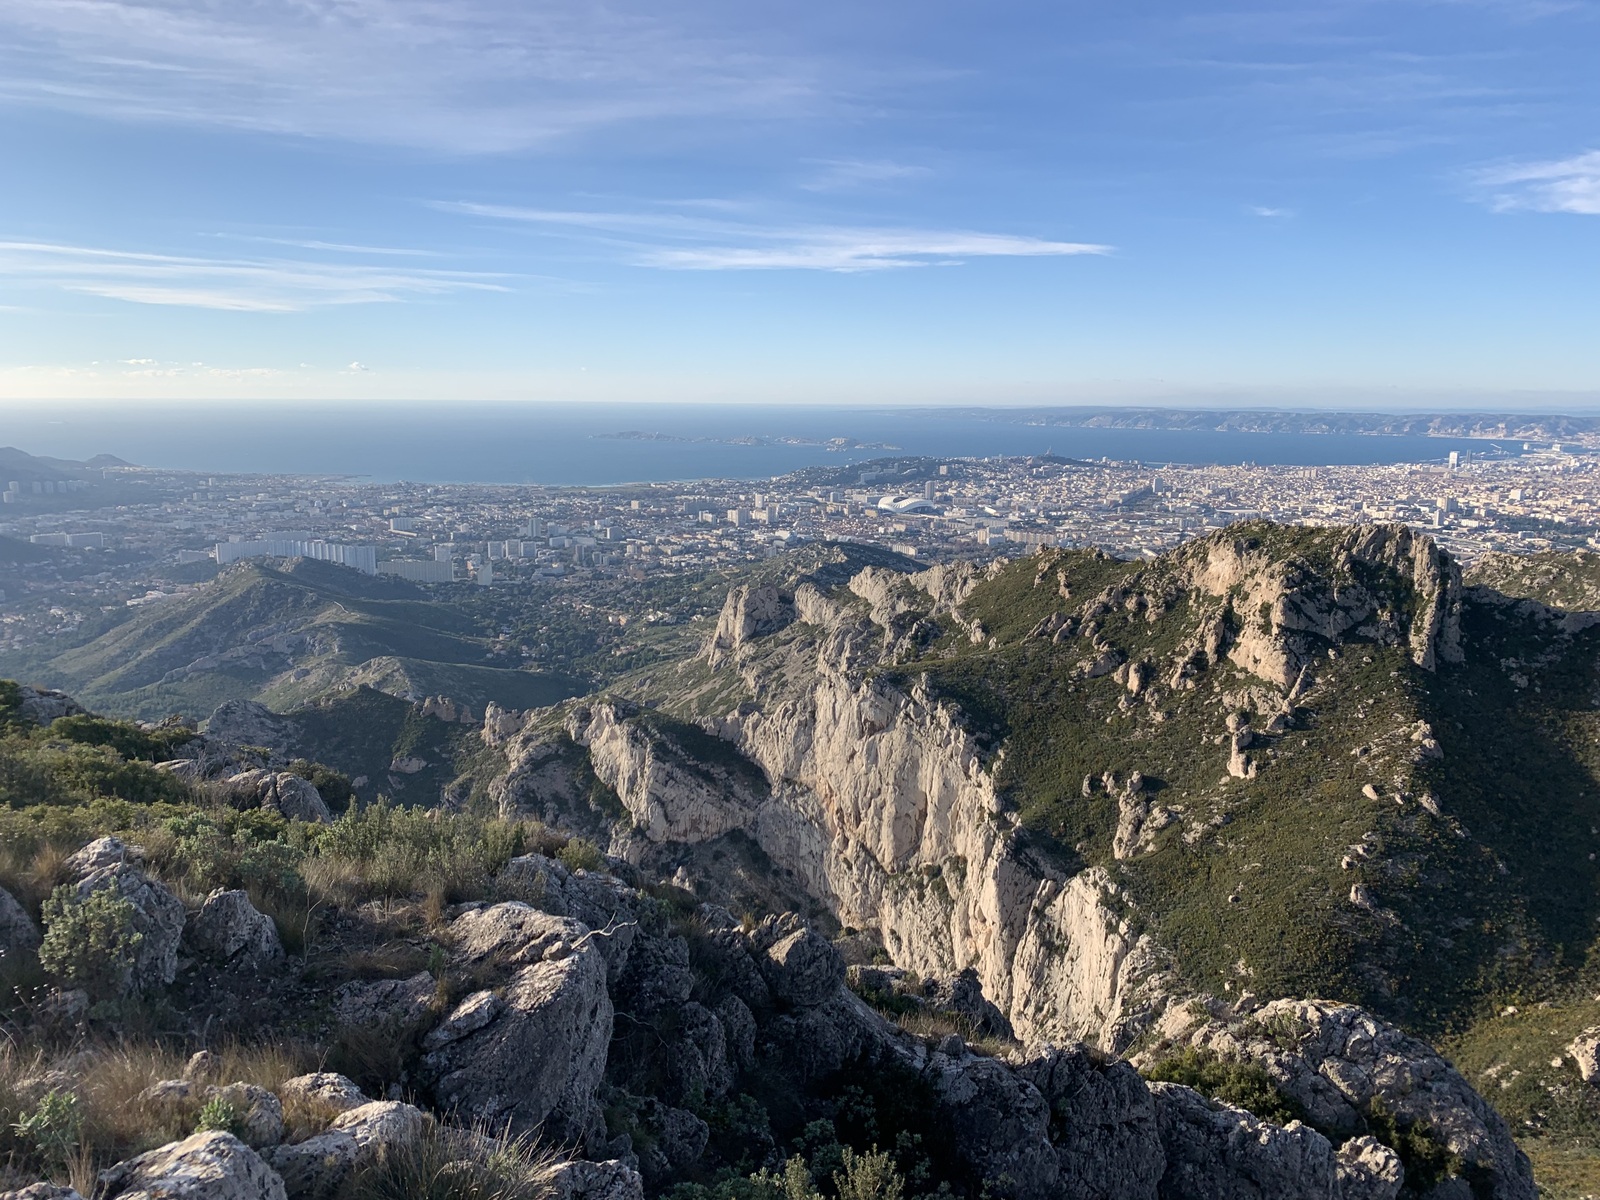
[3,404,1522,486]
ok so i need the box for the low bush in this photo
[37,885,143,1002]
[344,1119,559,1200]
[1142,1047,1302,1127]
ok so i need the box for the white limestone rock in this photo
[96,1130,287,1200]
[1149,1081,1339,1200]
[70,860,186,995]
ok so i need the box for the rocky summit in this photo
[9,523,1600,1198]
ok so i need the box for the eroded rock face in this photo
[705,585,795,667]
[225,770,330,823]
[97,1130,287,1200]
[1016,1044,1164,1200]
[1177,523,1463,689]
[567,702,764,843]
[1335,1136,1405,1200]
[1149,1081,1339,1200]
[752,913,844,1007]
[421,904,612,1146]
[1183,999,1535,1200]
[186,889,283,967]
[71,860,185,996]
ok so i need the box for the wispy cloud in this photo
[204,234,445,257]
[440,201,1109,272]
[800,158,932,192]
[1249,205,1294,218]
[1474,149,1600,213]
[0,239,510,310]
[0,0,826,152]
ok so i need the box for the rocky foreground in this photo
[0,819,1536,1200]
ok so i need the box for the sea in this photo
[3,404,1527,486]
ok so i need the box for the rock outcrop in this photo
[225,770,330,822]
[1148,1081,1340,1200]
[1175,999,1535,1199]
[97,1130,287,1200]
[186,889,283,967]
[68,846,185,996]
[420,904,613,1146]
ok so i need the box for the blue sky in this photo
[1,0,1598,407]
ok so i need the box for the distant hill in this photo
[1,556,584,720]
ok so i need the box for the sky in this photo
[1,0,1598,409]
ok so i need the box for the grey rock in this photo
[275,1073,368,1115]
[1568,1025,1600,1083]
[97,1130,287,1200]
[1149,1081,1339,1200]
[1016,1043,1163,1200]
[715,994,757,1073]
[614,932,693,1015]
[186,889,283,967]
[334,971,435,1033]
[226,770,331,823]
[206,1082,286,1149]
[0,1185,86,1200]
[422,904,612,1146]
[64,835,132,875]
[753,914,843,1007]
[71,861,185,995]
[264,1134,357,1200]
[929,1051,1059,1200]
[1335,1135,1405,1200]
[499,853,642,974]
[0,884,40,971]
[15,684,86,728]
[550,1159,645,1200]
[1187,999,1535,1200]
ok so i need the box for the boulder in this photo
[186,889,283,967]
[1016,1043,1164,1200]
[628,1097,710,1184]
[263,1135,357,1200]
[334,971,436,1033]
[1568,1026,1600,1083]
[276,1073,368,1115]
[71,861,186,995]
[226,771,330,823]
[266,1099,428,1200]
[96,1130,286,1200]
[64,835,131,875]
[497,853,641,974]
[0,1186,85,1200]
[422,904,612,1145]
[1149,1081,1340,1200]
[14,684,86,727]
[1335,1135,1405,1200]
[0,883,40,971]
[550,1159,645,1200]
[752,914,843,1007]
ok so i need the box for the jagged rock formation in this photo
[224,770,331,823]
[67,838,186,996]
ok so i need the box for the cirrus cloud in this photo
[1474,149,1600,214]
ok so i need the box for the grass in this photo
[0,1039,317,1192]
[344,1120,560,1200]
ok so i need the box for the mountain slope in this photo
[7,556,582,719]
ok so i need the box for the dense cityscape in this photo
[3,438,1598,653]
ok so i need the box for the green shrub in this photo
[47,714,194,763]
[38,884,144,1001]
[558,838,603,873]
[195,1097,243,1136]
[11,1087,83,1168]
[1142,1047,1302,1127]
